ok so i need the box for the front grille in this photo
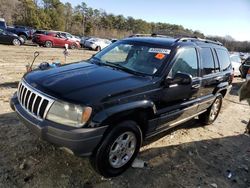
[17,80,54,120]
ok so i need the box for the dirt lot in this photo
[0,44,250,188]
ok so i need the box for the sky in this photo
[61,0,250,41]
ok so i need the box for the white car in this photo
[80,37,91,47]
[230,54,242,76]
[84,38,112,51]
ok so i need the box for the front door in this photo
[0,29,12,44]
[157,47,201,129]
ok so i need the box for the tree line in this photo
[0,0,249,52]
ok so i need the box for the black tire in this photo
[199,94,223,125]
[12,38,21,46]
[70,43,78,49]
[90,121,142,177]
[45,41,53,48]
[19,34,27,42]
[95,46,101,51]
[246,120,250,134]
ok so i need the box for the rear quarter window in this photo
[215,49,231,71]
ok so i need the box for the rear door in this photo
[197,47,219,112]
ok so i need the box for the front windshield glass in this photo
[93,42,170,75]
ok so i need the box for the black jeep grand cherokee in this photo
[10,36,233,177]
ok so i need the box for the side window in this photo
[200,48,215,75]
[171,48,198,78]
[215,49,231,71]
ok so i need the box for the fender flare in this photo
[92,100,157,124]
[213,82,229,95]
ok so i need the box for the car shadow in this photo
[229,80,244,96]
[1,111,250,188]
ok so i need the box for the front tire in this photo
[90,121,142,177]
[12,39,21,46]
[199,94,223,125]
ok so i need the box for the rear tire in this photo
[95,46,101,51]
[70,43,78,49]
[12,39,21,46]
[45,41,53,48]
[19,35,27,42]
[90,121,142,177]
[199,94,223,125]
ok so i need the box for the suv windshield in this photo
[92,42,170,75]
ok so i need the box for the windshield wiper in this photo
[105,62,147,77]
[89,56,104,65]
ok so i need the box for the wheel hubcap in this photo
[109,131,137,168]
[13,39,20,45]
[210,98,221,120]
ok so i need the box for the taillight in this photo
[246,69,250,81]
[247,69,250,75]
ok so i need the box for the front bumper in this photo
[10,93,107,156]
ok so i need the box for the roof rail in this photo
[175,37,223,46]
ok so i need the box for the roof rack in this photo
[129,33,172,38]
[175,37,223,46]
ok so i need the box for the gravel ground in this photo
[0,44,249,188]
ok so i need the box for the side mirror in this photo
[165,72,192,86]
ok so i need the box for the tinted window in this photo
[0,21,5,28]
[200,48,215,75]
[216,49,231,71]
[171,48,198,77]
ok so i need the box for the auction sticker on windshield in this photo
[149,48,171,54]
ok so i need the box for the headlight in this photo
[46,101,92,127]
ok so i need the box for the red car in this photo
[33,32,80,49]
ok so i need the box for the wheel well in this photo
[18,33,28,37]
[219,89,227,97]
[101,108,155,138]
[45,40,53,45]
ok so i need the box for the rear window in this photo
[215,49,231,71]
[0,21,6,28]
[200,48,215,75]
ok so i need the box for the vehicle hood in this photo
[5,30,18,37]
[23,61,151,105]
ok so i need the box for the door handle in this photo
[192,84,201,89]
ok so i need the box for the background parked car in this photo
[54,31,81,42]
[0,28,24,46]
[33,30,49,36]
[240,56,250,78]
[80,36,91,48]
[32,32,80,49]
[84,38,111,51]
[230,54,242,76]
[0,18,35,42]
